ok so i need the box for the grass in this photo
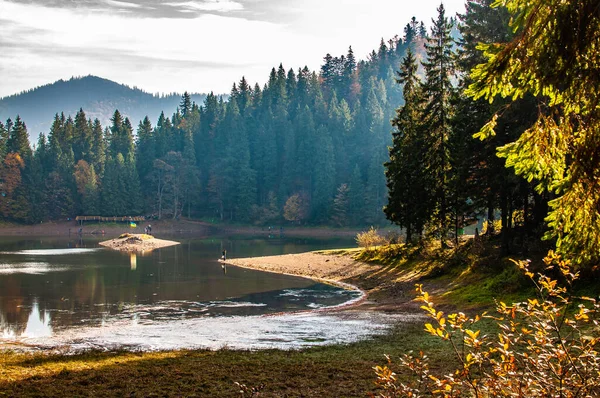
[0,324,456,397]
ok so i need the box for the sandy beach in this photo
[226,252,378,282]
[225,252,388,311]
[226,251,433,314]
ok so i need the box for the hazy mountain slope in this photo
[0,76,208,138]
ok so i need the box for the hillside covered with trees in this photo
[0,76,208,140]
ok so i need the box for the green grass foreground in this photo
[0,324,456,397]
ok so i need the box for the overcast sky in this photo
[0,0,466,98]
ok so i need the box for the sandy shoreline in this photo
[225,252,382,311]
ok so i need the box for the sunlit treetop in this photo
[467,0,600,266]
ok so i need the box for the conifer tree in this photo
[331,183,350,227]
[420,3,456,247]
[385,49,429,242]
[7,116,31,159]
[180,92,192,118]
[0,121,7,163]
[468,0,600,265]
[108,110,134,160]
[73,108,93,162]
[136,116,155,187]
[26,135,49,221]
[453,0,532,252]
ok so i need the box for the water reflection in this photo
[22,301,52,338]
[0,235,357,347]
[130,253,137,271]
[1,300,52,339]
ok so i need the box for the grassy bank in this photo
[0,323,458,397]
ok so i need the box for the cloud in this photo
[165,1,244,13]
[103,0,142,8]
[0,0,467,97]
[0,0,292,96]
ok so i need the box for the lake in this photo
[0,235,398,350]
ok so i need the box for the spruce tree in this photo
[108,110,134,160]
[26,135,49,221]
[136,116,155,189]
[7,116,32,159]
[0,121,7,163]
[468,0,600,266]
[421,3,456,247]
[180,92,192,118]
[73,108,93,162]
[385,49,429,242]
[331,183,350,227]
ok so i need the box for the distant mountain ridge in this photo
[0,75,209,139]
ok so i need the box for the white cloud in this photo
[165,0,244,13]
[0,0,466,98]
[103,0,144,9]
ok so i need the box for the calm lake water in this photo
[0,235,399,350]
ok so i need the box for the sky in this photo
[0,0,466,98]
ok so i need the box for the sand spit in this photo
[226,252,378,281]
[99,234,180,252]
[226,252,381,310]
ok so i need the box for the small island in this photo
[99,233,180,252]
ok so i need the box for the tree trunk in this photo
[487,195,495,235]
[500,187,510,256]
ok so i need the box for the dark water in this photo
[0,235,360,342]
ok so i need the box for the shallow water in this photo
[0,235,397,351]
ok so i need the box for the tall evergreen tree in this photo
[180,92,192,118]
[108,110,134,160]
[0,121,7,162]
[420,3,456,247]
[73,108,93,162]
[385,49,429,242]
[6,116,31,159]
[468,0,600,266]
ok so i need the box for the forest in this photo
[0,0,592,267]
[0,25,414,226]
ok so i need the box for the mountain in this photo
[0,75,209,139]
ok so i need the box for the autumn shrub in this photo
[373,251,600,397]
[481,219,502,235]
[385,231,402,245]
[357,227,387,251]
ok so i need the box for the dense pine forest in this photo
[0,1,549,246]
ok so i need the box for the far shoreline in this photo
[0,219,378,239]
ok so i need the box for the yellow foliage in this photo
[373,252,600,397]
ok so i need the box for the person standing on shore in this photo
[222,250,226,261]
